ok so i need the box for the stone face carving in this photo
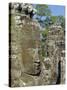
[9,3,65,87]
[22,48,41,76]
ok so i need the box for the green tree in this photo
[35,4,51,27]
[50,16,58,24]
[50,16,65,29]
[36,4,51,18]
[44,16,53,28]
[57,16,65,29]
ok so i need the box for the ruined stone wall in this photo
[44,25,65,84]
[9,6,41,87]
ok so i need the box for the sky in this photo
[48,5,65,16]
[33,4,65,17]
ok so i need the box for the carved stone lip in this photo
[34,62,41,70]
[34,63,40,67]
[34,62,40,67]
